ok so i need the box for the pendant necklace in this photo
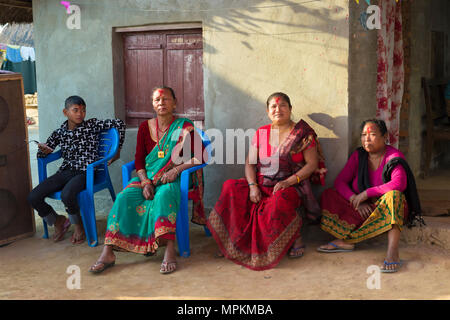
[156,116,175,158]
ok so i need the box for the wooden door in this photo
[0,73,35,245]
[123,29,204,127]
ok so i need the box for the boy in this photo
[27,96,126,244]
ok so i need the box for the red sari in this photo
[207,120,326,270]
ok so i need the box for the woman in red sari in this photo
[207,92,327,271]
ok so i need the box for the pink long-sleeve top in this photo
[334,145,407,200]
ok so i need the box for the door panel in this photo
[166,49,185,114]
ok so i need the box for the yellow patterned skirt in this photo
[320,188,408,244]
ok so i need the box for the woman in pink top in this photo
[317,119,410,273]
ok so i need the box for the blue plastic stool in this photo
[37,128,120,247]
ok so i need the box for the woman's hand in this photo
[142,184,155,200]
[357,202,373,220]
[38,143,53,155]
[160,168,179,184]
[350,191,368,209]
[249,185,261,203]
[273,179,291,194]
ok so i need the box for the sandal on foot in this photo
[160,261,177,274]
[380,260,402,273]
[71,232,86,245]
[53,218,71,242]
[317,242,354,253]
[89,260,116,274]
[288,245,306,259]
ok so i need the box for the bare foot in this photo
[163,240,177,263]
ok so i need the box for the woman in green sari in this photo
[89,87,205,274]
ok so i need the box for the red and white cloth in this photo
[376,0,404,148]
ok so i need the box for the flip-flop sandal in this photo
[53,218,71,242]
[317,242,354,253]
[288,245,306,259]
[89,260,116,274]
[380,260,403,273]
[160,261,177,274]
[71,232,86,245]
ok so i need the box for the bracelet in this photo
[141,179,153,187]
[248,182,258,187]
[174,167,180,175]
[295,175,301,184]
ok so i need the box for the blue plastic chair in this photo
[37,128,120,247]
[122,127,211,257]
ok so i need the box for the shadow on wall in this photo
[203,0,349,52]
[307,112,349,197]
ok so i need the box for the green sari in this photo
[105,118,205,254]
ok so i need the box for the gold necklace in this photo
[369,151,385,170]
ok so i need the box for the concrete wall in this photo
[348,0,378,153]
[33,0,350,211]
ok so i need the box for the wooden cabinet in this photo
[0,73,35,245]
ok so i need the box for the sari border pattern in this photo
[207,208,301,271]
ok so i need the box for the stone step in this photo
[402,216,450,251]
[418,189,450,217]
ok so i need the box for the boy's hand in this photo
[38,143,54,155]
[108,149,121,166]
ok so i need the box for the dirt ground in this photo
[1,216,449,300]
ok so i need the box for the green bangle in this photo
[248,182,258,186]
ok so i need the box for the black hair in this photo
[360,118,388,136]
[65,95,86,109]
[152,86,177,100]
[266,92,292,109]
